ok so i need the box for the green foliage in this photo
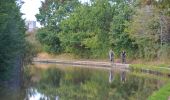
[127,6,160,59]
[23,42,38,65]
[154,0,170,15]
[36,28,61,53]
[37,0,114,58]
[109,0,138,58]
[159,44,170,60]
[36,0,80,27]
[36,0,80,54]
[36,0,170,60]
[0,0,26,80]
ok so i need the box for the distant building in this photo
[25,21,36,32]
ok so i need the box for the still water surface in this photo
[0,65,166,100]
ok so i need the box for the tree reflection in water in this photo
[0,67,166,100]
[28,67,165,100]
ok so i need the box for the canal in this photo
[0,64,168,100]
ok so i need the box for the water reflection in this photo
[109,69,127,83]
[109,70,114,83]
[121,71,126,83]
[0,66,167,100]
[26,88,49,100]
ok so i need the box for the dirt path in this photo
[33,58,129,71]
[33,58,170,78]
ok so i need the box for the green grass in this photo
[130,64,170,75]
[148,82,170,100]
[131,72,169,81]
[130,64,170,100]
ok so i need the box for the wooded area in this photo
[0,0,34,81]
[36,0,170,59]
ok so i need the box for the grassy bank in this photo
[130,64,170,75]
[130,64,170,100]
[148,82,170,100]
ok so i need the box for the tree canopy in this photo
[0,0,26,80]
[36,0,170,59]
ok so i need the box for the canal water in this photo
[0,65,167,100]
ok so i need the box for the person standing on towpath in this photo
[109,49,114,66]
[121,50,126,64]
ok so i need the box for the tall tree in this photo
[128,6,160,59]
[36,0,80,53]
[127,0,170,59]
[0,0,26,80]
[36,0,80,30]
[59,0,113,57]
[109,0,137,57]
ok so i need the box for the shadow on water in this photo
[0,64,168,100]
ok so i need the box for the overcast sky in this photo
[20,0,90,21]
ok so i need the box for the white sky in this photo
[21,0,45,21]
[20,0,90,27]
